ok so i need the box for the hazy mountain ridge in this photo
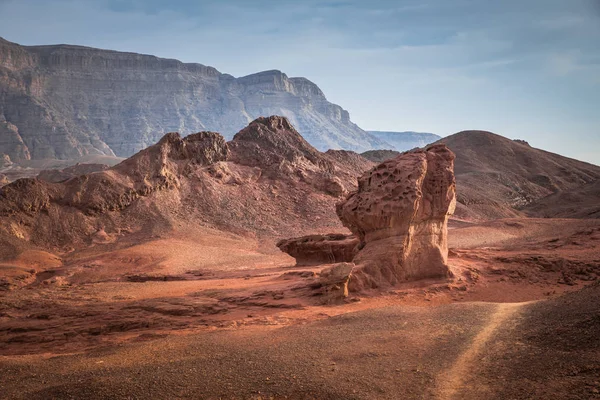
[368,130,441,151]
[0,37,388,161]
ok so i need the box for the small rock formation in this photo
[0,174,8,187]
[315,262,355,303]
[513,139,531,146]
[337,144,456,288]
[276,234,360,266]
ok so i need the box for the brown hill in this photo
[436,131,600,220]
[363,131,600,221]
[0,116,373,259]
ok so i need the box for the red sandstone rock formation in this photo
[0,116,373,255]
[229,116,357,197]
[276,234,359,266]
[337,144,456,288]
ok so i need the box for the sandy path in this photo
[436,302,523,399]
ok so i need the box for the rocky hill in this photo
[362,130,600,220]
[437,131,600,220]
[368,131,441,151]
[0,37,388,162]
[0,116,373,258]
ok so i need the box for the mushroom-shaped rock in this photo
[336,144,456,288]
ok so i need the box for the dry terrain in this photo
[0,218,599,399]
[0,119,599,399]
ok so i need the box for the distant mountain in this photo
[0,37,388,162]
[360,149,401,163]
[367,131,441,151]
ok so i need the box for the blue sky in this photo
[1,0,599,164]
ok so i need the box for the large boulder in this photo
[276,233,359,266]
[337,144,456,288]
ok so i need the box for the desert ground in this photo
[1,217,599,399]
[0,118,599,399]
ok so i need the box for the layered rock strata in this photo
[0,37,388,161]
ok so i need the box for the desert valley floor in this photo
[1,217,599,399]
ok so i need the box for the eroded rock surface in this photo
[316,262,355,304]
[229,116,353,196]
[337,144,456,288]
[276,234,359,266]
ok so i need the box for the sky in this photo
[1,0,599,165]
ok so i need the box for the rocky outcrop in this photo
[337,144,456,288]
[316,263,355,304]
[0,116,372,254]
[0,174,8,187]
[229,116,351,196]
[0,37,388,161]
[276,234,359,266]
[0,119,30,161]
[1,154,12,168]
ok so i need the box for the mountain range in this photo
[0,37,392,162]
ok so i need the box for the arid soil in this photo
[1,217,599,399]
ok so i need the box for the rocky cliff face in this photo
[0,37,388,162]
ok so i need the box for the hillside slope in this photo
[0,37,388,161]
[522,179,600,219]
[436,131,600,220]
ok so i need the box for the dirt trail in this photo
[436,302,524,399]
